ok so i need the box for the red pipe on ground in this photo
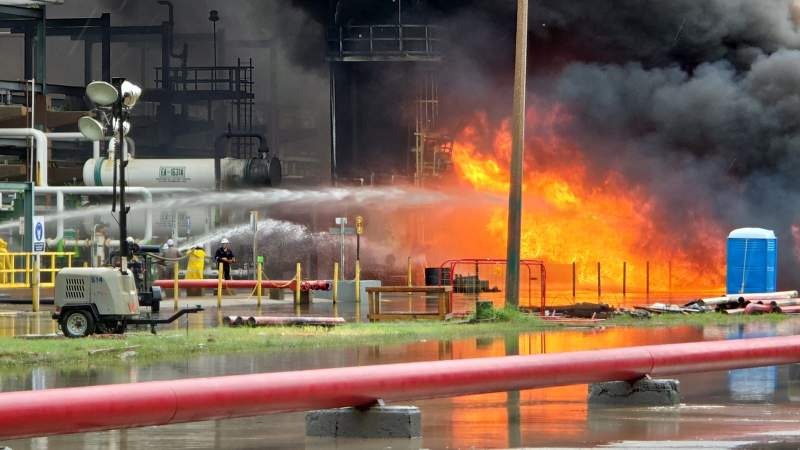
[1,335,800,440]
[153,279,331,291]
[745,303,774,314]
[245,316,346,327]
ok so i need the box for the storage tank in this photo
[726,228,777,294]
[82,157,281,189]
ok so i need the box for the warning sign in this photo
[32,216,45,253]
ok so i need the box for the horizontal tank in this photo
[83,156,281,189]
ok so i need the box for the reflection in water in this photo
[3,320,800,448]
[729,366,777,402]
[727,324,778,402]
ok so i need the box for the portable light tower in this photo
[79,78,142,271]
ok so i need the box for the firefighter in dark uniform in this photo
[215,238,235,280]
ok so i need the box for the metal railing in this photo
[0,252,74,289]
[154,64,254,95]
[366,286,452,321]
[328,24,441,58]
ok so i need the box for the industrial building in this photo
[0,0,456,279]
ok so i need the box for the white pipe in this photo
[45,132,109,160]
[38,186,158,246]
[56,191,64,241]
[45,132,85,141]
[0,128,48,186]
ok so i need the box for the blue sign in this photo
[31,216,45,253]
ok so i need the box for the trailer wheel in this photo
[60,310,95,338]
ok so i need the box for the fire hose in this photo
[153,279,331,291]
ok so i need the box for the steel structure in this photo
[0,3,260,157]
[440,258,546,314]
[1,335,800,439]
[326,0,442,183]
[153,58,257,156]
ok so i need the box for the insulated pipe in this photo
[55,191,64,241]
[153,279,332,292]
[35,186,196,246]
[1,335,800,440]
[728,291,798,301]
[0,128,48,186]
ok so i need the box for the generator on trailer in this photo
[52,268,201,337]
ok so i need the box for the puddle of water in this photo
[2,320,800,448]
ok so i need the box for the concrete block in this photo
[305,406,421,438]
[588,378,680,407]
[305,437,422,449]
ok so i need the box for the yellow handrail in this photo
[0,252,75,289]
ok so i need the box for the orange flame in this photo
[438,104,725,295]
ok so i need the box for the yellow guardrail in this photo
[0,252,74,289]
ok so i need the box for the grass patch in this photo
[2,316,550,370]
[0,309,792,371]
[468,302,525,322]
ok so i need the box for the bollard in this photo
[173,262,179,309]
[257,261,263,307]
[355,260,361,305]
[217,262,223,308]
[31,255,40,313]
[332,262,339,304]
[295,262,302,305]
[407,257,412,287]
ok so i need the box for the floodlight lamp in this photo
[120,81,142,108]
[85,81,118,106]
[78,116,106,141]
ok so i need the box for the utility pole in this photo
[504,0,528,308]
[209,10,219,91]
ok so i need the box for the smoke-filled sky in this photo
[3,0,800,284]
[286,0,800,286]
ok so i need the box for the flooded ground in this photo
[2,320,800,448]
[0,287,715,338]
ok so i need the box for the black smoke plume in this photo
[284,0,800,287]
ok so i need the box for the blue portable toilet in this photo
[726,228,777,294]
